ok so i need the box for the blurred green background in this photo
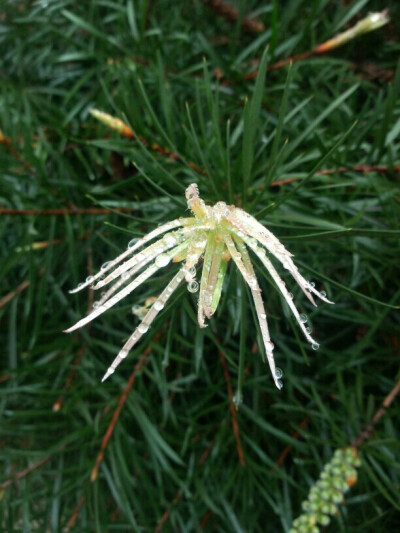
[1,1,399,531]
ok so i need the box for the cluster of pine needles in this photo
[1,1,399,531]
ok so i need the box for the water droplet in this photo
[188,266,196,276]
[153,301,164,311]
[128,238,139,249]
[312,343,320,350]
[289,292,293,299]
[101,261,111,270]
[136,253,145,262]
[77,282,84,289]
[283,261,290,269]
[320,290,327,298]
[309,281,315,288]
[267,341,274,350]
[300,314,308,323]
[232,392,243,409]
[163,234,177,246]
[132,304,141,313]
[121,271,130,280]
[247,238,257,249]
[119,350,128,359]
[249,278,258,288]
[260,313,266,319]
[93,301,100,309]
[256,248,266,257]
[187,280,199,293]
[306,326,312,334]
[86,275,94,283]
[275,367,283,379]
[138,324,149,334]
[276,379,283,390]
[155,253,171,267]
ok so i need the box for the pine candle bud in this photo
[315,10,389,54]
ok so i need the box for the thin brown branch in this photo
[0,207,136,216]
[54,248,94,412]
[90,109,206,176]
[352,377,400,449]
[0,279,30,309]
[154,423,222,532]
[200,510,212,529]
[244,10,389,79]
[316,164,400,175]
[90,335,160,482]
[218,351,245,466]
[269,164,400,187]
[52,345,85,412]
[272,417,310,470]
[201,0,264,35]
[0,268,44,310]
[0,130,37,176]
[154,490,183,533]
[0,444,68,491]
[65,494,87,532]
[0,456,51,491]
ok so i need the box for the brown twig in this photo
[0,207,136,216]
[0,444,68,491]
[0,279,31,309]
[200,510,212,529]
[90,336,159,482]
[0,455,51,491]
[218,351,245,466]
[0,130,37,176]
[53,248,94,412]
[269,164,400,187]
[272,417,310,470]
[352,377,400,449]
[154,424,222,533]
[65,494,87,532]
[201,0,264,35]
[90,109,205,175]
[245,11,389,80]
[154,490,183,533]
[69,341,156,527]
[0,268,44,310]
[52,344,86,412]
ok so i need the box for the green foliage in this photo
[1,0,399,531]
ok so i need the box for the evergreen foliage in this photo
[1,1,399,531]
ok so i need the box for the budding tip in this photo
[69,288,80,294]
